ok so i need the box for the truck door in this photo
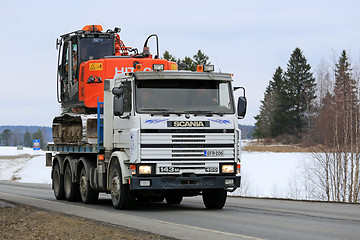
[58,38,79,104]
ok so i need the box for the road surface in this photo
[0,181,359,240]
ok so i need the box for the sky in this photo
[0,0,359,126]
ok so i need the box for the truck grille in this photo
[140,129,235,161]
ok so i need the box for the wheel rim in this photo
[79,172,87,198]
[53,168,60,194]
[111,174,121,203]
[64,167,71,196]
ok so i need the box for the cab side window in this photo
[71,43,78,82]
[122,81,132,113]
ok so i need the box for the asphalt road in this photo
[1,181,359,240]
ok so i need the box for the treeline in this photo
[238,125,255,139]
[0,126,52,149]
[255,48,360,203]
[254,48,358,145]
[163,50,211,70]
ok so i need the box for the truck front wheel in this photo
[79,167,99,204]
[110,163,134,210]
[202,189,227,209]
[53,162,65,200]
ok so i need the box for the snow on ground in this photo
[234,151,312,199]
[0,145,318,199]
[13,155,51,184]
[0,147,51,184]
[0,146,43,156]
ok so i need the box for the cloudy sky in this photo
[0,0,359,126]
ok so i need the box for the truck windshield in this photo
[135,79,234,114]
[80,38,114,62]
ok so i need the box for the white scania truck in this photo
[47,25,247,210]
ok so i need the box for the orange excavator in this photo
[56,25,177,113]
[54,25,177,143]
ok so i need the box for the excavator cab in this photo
[57,25,115,108]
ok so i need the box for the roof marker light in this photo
[204,65,215,72]
[153,64,164,71]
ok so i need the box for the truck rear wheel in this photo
[79,167,99,204]
[53,162,65,200]
[110,163,134,210]
[64,163,80,202]
[202,189,227,209]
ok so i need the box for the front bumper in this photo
[129,175,240,190]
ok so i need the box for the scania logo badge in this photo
[167,121,210,127]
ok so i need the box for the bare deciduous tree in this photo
[311,50,360,203]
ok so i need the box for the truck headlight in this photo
[221,164,235,174]
[139,165,152,174]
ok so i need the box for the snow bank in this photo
[1,146,319,200]
[0,146,44,156]
[234,151,312,199]
[13,156,51,184]
[0,146,50,184]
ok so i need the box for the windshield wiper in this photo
[141,108,181,116]
[141,108,171,111]
[184,110,224,117]
[184,110,213,116]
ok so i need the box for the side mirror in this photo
[113,87,125,116]
[237,96,247,119]
[112,87,125,96]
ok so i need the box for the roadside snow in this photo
[235,151,312,199]
[12,156,51,184]
[0,147,50,184]
[0,146,43,156]
[0,145,318,199]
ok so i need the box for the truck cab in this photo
[102,70,245,209]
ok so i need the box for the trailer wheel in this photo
[110,163,134,210]
[166,193,183,204]
[53,162,65,200]
[79,167,99,204]
[64,163,80,202]
[202,189,227,209]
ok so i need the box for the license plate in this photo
[205,150,224,156]
[159,167,180,173]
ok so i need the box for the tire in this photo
[53,162,65,200]
[202,189,227,209]
[79,167,99,204]
[64,163,80,202]
[166,193,183,205]
[110,163,134,210]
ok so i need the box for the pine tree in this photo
[178,57,196,71]
[333,50,358,146]
[254,67,283,138]
[162,51,176,62]
[1,129,12,146]
[193,50,210,66]
[162,49,210,71]
[23,129,32,148]
[281,48,316,139]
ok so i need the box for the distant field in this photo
[242,140,315,152]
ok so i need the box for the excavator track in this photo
[52,114,98,145]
